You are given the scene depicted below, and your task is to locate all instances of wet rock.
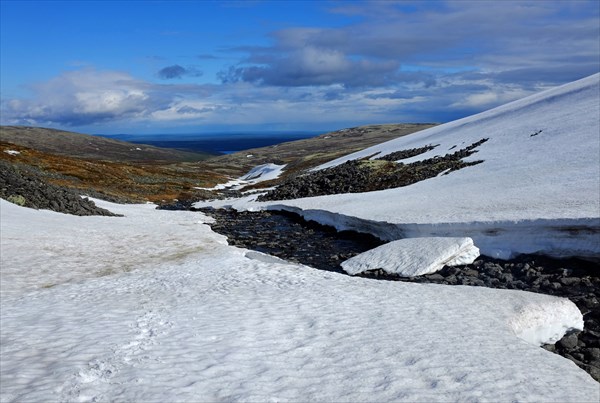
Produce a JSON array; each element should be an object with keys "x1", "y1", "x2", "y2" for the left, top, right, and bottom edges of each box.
[
  {"x1": 560, "y1": 277, "x2": 582, "y2": 287},
  {"x1": 427, "y1": 274, "x2": 445, "y2": 282}
]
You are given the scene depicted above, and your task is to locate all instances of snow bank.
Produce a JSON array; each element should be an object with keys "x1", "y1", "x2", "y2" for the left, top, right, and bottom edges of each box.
[
  {"x1": 342, "y1": 237, "x2": 479, "y2": 276},
  {"x1": 240, "y1": 163, "x2": 285, "y2": 182},
  {"x1": 198, "y1": 163, "x2": 286, "y2": 191},
  {"x1": 508, "y1": 298, "x2": 584, "y2": 346},
  {"x1": 262, "y1": 205, "x2": 600, "y2": 261},
  {"x1": 293, "y1": 75, "x2": 600, "y2": 227},
  {"x1": 1, "y1": 199, "x2": 597, "y2": 402}
]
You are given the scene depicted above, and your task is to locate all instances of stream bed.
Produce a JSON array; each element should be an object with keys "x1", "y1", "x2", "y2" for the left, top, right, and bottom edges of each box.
[{"x1": 196, "y1": 206, "x2": 600, "y2": 381}]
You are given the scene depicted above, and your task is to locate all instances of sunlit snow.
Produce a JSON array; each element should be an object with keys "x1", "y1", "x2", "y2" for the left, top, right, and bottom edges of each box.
[
  {"x1": 1, "y1": 199, "x2": 597, "y2": 402},
  {"x1": 196, "y1": 163, "x2": 286, "y2": 191},
  {"x1": 341, "y1": 237, "x2": 480, "y2": 276}
]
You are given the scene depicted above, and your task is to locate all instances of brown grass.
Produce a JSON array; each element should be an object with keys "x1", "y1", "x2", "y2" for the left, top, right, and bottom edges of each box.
[{"x1": 1, "y1": 142, "x2": 228, "y2": 203}]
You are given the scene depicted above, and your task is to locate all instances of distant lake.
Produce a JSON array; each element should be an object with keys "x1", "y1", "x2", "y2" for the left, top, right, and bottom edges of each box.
[{"x1": 97, "y1": 132, "x2": 324, "y2": 155}]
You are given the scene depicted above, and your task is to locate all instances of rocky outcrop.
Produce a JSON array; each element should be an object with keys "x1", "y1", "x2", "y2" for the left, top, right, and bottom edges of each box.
[
  {"x1": 0, "y1": 160, "x2": 119, "y2": 216},
  {"x1": 258, "y1": 139, "x2": 488, "y2": 201}
]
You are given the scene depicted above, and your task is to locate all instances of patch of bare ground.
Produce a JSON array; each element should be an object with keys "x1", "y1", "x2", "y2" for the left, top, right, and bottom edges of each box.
[
  {"x1": 0, "y1": 126, "x2": 214, "y2": 163},
  {"x1": 1, "y1": 123, "x2": 436, "y2": 204},
  {"x1": 0, "y1": 141, "x2": 228, "y2": 203}
]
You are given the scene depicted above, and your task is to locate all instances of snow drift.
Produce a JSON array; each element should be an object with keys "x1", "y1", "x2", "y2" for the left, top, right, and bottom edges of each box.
[{"x1": 1, "y1": 199, "x2": 597, "y2": 402}]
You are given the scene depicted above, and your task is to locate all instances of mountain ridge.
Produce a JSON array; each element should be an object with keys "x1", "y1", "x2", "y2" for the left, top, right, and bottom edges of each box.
[{"x1": 0, "y1": 126, "x2": 215, "y2": 163}]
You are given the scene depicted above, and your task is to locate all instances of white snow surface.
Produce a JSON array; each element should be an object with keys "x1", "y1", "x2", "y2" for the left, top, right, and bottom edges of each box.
[
  {"x1": 198, "y1": 163, "x2": 286, "y2": 191},
  {"x1": 197, "y1": 74, "x2": 600, "y2": 260},
  {"x1": 240, "y1": 163, "x2": 286, "y2": 182},
  {"x1": 3, "y1": 150, "x2": 20, "y2": 155},
  {"x1": 342, "y1": 237, "x2": 480, "y2": 276},
  {"x1": 1, "y1": 199, "x2": 597, "y2": 402}
]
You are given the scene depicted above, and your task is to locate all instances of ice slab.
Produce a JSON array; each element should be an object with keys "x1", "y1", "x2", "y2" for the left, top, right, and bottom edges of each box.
[{"x1": 342, "y1": 237, "x2": 480, "y2": 276}]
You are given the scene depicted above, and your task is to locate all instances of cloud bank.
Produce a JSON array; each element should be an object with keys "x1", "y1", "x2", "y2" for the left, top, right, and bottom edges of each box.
[
  {"x1": 1, "y1": 1, "x2": 598, "y2": 131},
  {"x1": 158, "y1": 65, "x2": 203, "y2": 79}
]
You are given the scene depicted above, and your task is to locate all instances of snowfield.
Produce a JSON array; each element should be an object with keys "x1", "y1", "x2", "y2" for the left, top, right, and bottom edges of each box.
[
  {"x1": 1, "y1": 199, "x2": 598, "y2": 402},
  {"x1": 198, "y1": 74, "x2": 600, "y2": 260}
]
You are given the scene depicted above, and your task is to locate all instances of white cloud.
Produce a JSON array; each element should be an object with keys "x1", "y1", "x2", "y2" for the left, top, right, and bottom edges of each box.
[{"x1": 0, "y1": 69, "x2": 217, "y2": 127}]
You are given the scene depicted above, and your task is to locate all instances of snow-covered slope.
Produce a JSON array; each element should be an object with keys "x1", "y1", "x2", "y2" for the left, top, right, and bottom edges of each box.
[
  {"x1": 1, "y1": 199, "x2": 597, "y2": 401},
  {"x1": 220, "y1": 74, "x2": 599, "y2": 259},
  {"x1": 198, "y1": 163, "x2": 286, "y2": 191}
]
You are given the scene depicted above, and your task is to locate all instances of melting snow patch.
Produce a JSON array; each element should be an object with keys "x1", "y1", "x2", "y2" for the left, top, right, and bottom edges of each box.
[
  {"x1": 342, "y1": 237, "x2": 480, "y2": 276},
  {"x1": 507, "y1": 298, "x2": 584, "y2": 346},
  {"x1": 240, "y1": 163, "x2": 285, "y2": 182},
  {"x1": 200, "y1": 163, "x2": 286, "y2": 191}
]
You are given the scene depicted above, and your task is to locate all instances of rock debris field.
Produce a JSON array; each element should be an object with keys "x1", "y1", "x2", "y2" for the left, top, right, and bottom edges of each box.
[
  {"x1": 257, "y1": 139, "x2": 487, "y2": 201},
  {"x1": 0, "y1": 160, "x2": 118, "y2": 216},
  {"x1": 196, "y1": 207, "x2": 600, "y2": 381}
]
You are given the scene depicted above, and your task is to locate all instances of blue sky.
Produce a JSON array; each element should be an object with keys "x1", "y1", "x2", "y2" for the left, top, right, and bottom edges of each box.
[{"x1": 1, "y1": 0, "x2": 598, "y2": 134}]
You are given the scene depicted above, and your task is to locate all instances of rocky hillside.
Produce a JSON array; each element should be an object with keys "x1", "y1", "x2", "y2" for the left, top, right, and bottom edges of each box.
[
  {"x1": 0, "y1": 126, "x2": 214, "y2": 163},
  {"x1": 1, "y1": 124, "x2": 435, "y2": 206},
  {"x1": 197, "y1": 124, "x2": 436, "y2": 183},
  {"x1": 0, "y1": 140, "x2": 226, "y2": 204},
  {"x1": 0, "y1": 160, "x2": 118, "y2": 216}
]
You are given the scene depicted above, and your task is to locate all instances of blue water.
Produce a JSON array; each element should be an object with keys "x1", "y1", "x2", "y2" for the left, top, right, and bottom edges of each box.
[{"x1": 97, "y1": 132, "x2": 323, "y2": 155}]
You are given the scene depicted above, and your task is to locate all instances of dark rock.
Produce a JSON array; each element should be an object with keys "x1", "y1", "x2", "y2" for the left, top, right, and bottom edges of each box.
[
  {"x1": 0, "y1": 160, "x2": 120, "y2": 217},
  {"x1": 560, "y1": 277, "x2": 582, "y2": 286},
  {"x1": 558, "y1": 333, "x2": 580, "y2": 350},
  {"x1": 587, "y1": 348, "x2": 600, "y2": 361},
  {"x1": 427, "y1": 274, "x2": 446, "y2": 282},
  {"x1": 258, "y1": 139, "x2": 489, "y2": 201}
]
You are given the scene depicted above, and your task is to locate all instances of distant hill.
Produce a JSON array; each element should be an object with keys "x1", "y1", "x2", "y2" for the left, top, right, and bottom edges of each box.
[
  {"x1": 0, "y1": 123, "x2": 436, "y2": 203},
  {"x1": 198, "y1": 123, "x2": 437, "y2": 181},
  {"x1": 0, "y1": 126, "x2": 215, "y2": 163}
]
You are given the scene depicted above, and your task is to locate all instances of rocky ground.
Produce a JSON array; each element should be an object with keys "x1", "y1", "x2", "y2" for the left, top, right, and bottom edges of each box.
[
  {"x1": 0, "y1": 160, "x2": 119, "y2": 216},
  {"x1": 258, "y1": 139, "x2": 487, "y2": 201},
  {"x1": 197, "y1": 123, "x2": 437, "y2": 181},
  {"x1": 197, "y1": 207, "x2": 600, "y2": 382}
]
